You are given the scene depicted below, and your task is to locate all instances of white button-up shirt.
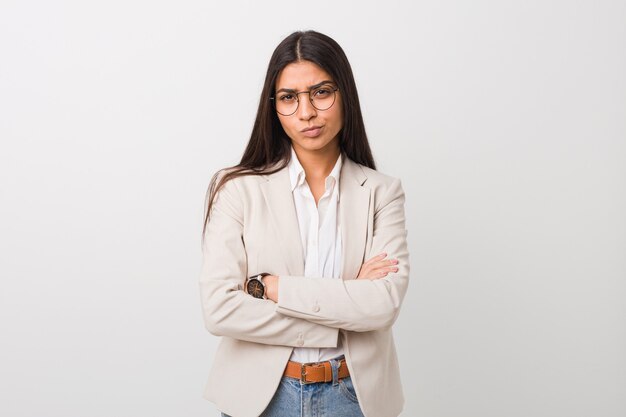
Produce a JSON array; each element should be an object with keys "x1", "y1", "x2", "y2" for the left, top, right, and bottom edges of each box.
[{"x1": 287, "y1": 145, "x2": 344, "y2": 363}]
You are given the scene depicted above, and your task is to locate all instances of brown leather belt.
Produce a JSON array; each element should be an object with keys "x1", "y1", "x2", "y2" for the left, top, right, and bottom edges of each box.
[{"x1": 283, "y1": 358, "x2": 350, "y2": 384}]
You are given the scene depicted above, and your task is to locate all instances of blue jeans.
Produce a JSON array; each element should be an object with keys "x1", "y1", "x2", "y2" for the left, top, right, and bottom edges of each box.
[{"x1": 220, "y1": 356, "x2": 364, "y2": 417}]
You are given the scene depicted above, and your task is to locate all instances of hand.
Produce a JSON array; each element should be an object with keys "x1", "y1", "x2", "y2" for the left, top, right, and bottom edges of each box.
[
  {"x1": 262, "y1": 274, "x2": 279, "y2": 302},
  {"x1": 356, "y1": 252, "x2": 399, "y2": 280}
]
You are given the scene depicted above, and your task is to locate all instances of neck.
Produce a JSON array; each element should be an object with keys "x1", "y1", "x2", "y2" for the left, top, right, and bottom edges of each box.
[{"x1": 292, "y1": 143, "x2": 341, "y2": 180}]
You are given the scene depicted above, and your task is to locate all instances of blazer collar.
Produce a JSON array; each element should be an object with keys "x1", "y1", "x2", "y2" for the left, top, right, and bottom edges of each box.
[{"x1": 259, "y1": 153, "x2": 370, "y2": 281}]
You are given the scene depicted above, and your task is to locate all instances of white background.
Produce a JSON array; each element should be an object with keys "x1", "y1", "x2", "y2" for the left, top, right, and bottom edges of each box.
[{"x1": 1, "y1": 1, "x2": 625, "y2": 416}]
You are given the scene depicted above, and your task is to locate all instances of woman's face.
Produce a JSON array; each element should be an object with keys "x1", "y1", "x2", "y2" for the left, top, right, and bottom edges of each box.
[{"x1": 274, "y1": 60, "x2": 343, "y2": 155}]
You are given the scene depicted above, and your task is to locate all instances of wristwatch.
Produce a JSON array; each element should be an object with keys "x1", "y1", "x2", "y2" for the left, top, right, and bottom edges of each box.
[{"x1": 245, "y1": 272, "x2": 271, "y2": 299}]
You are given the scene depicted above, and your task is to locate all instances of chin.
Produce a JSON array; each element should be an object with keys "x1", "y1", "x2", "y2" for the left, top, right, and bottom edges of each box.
[{"x1": 294, "y1": 136, "x2": 339, "y2": 152}]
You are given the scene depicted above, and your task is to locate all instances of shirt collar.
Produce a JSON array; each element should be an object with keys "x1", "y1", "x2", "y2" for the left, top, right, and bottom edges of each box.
[
  {"x1": 287, "y1": 145, "x2": 343, "y2": 199},
  {"x1": 288, "y1": 146, "x2": 307, "y2": 191}
]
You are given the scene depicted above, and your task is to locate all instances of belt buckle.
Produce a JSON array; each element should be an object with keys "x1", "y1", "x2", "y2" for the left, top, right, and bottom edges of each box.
[{"x1": 300, "y1": 362, "x2": 316, "y2": 385}]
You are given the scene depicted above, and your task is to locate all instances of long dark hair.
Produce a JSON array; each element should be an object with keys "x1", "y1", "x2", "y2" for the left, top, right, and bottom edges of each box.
[{"x1": 202, "y1": 30, "x2": 376, "y2": 240}]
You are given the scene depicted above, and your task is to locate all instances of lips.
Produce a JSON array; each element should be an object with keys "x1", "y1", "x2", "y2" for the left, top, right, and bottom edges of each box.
[{"x1": 301, "y1": 125, "x2": 323, "y2": 138}]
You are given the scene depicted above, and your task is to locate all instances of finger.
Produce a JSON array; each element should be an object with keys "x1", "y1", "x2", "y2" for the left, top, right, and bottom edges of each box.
[
  {"x1": 370, "y1": 265, "x2": 399, "y2": 275},
  {"x1": 360, "y1": 270, "x2": 385, "y2": 280},
  {"x1": 365, "y1": 252, "x2": 387, "y2": 265},
  {"x1": 370, "y1": 259, "x2": 398, "y2": 269},
  {"x1": 378, "y1": 266, "x2": 399, "y2": 276}
]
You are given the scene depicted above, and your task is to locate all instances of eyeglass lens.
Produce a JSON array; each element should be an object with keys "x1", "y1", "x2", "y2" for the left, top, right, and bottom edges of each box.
[{"x1": 274, "y1": 84, "x2": 337, "y2": 116}]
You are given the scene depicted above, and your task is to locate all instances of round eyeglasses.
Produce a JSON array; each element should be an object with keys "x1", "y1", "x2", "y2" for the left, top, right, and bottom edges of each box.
[{"x1": 270, "y1": 84, "x2": 339, "y2": 116}]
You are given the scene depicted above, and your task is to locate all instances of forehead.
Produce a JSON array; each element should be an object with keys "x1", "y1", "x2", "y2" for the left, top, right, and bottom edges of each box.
[{"x1": 275, "y1": 60, "x2": 334, "y2": 90}]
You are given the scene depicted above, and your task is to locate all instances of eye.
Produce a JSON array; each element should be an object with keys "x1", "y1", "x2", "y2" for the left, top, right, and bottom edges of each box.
[
  {"x1": 278, "y1": 94, "x2": 296, "y2": 102},
  {"x1": 313, "y1": 86, "x2": 332, "y2": 98}
]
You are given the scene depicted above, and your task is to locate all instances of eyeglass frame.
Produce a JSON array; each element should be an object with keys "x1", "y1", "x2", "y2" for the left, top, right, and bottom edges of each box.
[{"x1": 269, "y1": 83, "x2": 340, "y2": 116}]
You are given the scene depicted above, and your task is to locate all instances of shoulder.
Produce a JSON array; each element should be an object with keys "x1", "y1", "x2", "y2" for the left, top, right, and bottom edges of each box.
[
  {"x1": 359, "y1": 163, "x2": 399, "y2": 188},
  {"x1": 347, "y1": 159, "x2": 405, "y2": 208},
  {"x1": 346, "y1": 161, "x2": 407, "y2": 228},
  {"x1": 212, "y1": 166, "x2": 266, "y2": 189},
  {"x1": 208, "y1": 166, "x2": 271, "y2": 208}
]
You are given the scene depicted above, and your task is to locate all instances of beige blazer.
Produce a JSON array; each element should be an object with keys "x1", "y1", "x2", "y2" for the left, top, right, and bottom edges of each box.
[{"x1": 199, "y1": 153, "x2": 410, "y2": 417}]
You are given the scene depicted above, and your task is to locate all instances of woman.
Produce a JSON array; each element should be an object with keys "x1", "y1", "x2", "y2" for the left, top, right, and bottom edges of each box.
[{"x1": 199, "y1": 30, "x2": 410, "y2": 417}]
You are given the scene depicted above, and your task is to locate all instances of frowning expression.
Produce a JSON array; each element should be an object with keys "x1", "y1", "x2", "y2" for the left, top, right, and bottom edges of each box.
[{"x1": 274, "y1": 60, "x2": 343, "y2": 154}]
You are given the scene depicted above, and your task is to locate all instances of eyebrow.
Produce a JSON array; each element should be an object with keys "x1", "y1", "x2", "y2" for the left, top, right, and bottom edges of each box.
[{"x1": 275, "y1": 80, "x2": 335, "y2": 94}]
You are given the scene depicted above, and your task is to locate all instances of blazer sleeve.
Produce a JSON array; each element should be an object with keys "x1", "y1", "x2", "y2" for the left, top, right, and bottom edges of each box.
[
  {"x1": 198, "y1": 173, "x2": 339, "y2": 348},
  {"x1": 275, "y1": 178, "x2": 410, "y2": 333}
]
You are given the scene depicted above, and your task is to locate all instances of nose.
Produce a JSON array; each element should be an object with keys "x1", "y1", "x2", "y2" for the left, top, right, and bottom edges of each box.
[{"x1": 296, "y1": 93, "x2": 317, "y2": 120}]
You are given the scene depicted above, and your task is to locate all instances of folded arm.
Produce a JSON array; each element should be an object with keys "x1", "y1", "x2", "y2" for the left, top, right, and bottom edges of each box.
[
  {"x1": 199, "y1": 174, "x2": 339, "y2": 348},
  {"x1": 275, "y1": 178, "x2": 411, "y2": 332}
]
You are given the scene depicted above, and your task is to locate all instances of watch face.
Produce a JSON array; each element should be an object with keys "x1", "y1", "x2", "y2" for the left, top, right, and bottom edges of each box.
[{"x1": 247, "y1": 279, "x2": 265, "y2": 299}]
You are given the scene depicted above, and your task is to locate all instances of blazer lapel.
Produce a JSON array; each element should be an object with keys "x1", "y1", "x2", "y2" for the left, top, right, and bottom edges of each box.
[
  {"x1": 259, "y1": 154, "x2": 370, "y2": 280},
  {"x1": 339, "y1": 156, "x2": 370, "y2": 281},
  {"x1": 259, "y1": 166, "x2": 305, "y2": 276}
]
